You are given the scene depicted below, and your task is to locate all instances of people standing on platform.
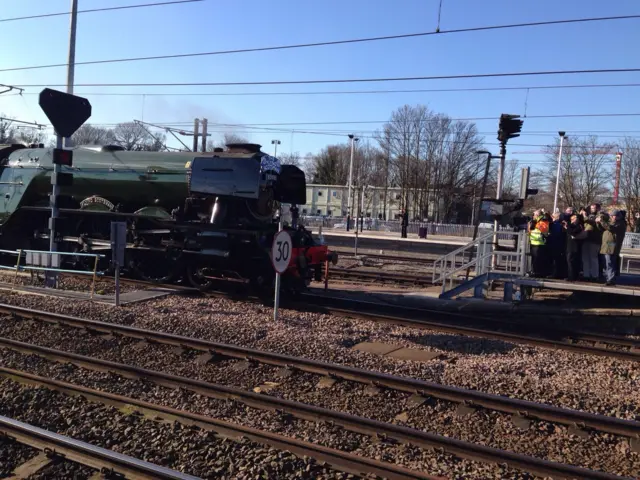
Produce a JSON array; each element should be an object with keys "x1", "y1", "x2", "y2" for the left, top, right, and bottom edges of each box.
[
  {"x1": 527, "y1": 210, "x2": 549, "y2": 277},
  {"x1": 565, "y1": 212, "x2": 586, "y2": 282},
  {"x1": 611, "y1": 210, "x2": 627, "y2": 278},
  {"x1": 289, "y1": 204, "x2": 299, "y2": 229},
  {"x1": 597, "y1": 212, "x2": 624, "y2": 286},
  {"x1": 401, "y1": 208, "x2": 408, "y2": 238},
  {"x1": 547, "y1": 211, "x2": 567, "y2": 279},
  {"x1": 635, "y1": 212, "x2": 640, "y2": 233},
  {"x1": 582, "y1": 213, "x2": 602, "y2": 281}
]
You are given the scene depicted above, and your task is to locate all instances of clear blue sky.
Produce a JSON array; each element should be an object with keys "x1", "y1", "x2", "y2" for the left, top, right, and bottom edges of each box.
[{"x1": 1, "y1": 0, "x2": 639, "y2": 167}]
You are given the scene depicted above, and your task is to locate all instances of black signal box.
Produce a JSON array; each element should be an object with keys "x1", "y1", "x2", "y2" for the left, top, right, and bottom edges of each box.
[{"x1": 53, "y1": 148, "x2": 73, "y2": 167}]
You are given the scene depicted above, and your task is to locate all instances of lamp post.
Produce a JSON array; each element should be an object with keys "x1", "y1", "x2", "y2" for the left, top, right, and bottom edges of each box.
[
  {"x1": 553, "y1": 131, "x2": 566, "y2": 213},
  {"x1": 346, "y1": 134, "x2": 359, "y2": 231},
  {"x1": 271, "y1": 139, "x2": 281, "y2": 157}
]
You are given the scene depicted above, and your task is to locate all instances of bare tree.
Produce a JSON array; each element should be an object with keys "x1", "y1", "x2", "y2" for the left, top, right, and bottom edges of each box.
[
  {"x1": 113, "y1": 122, "x2": 148, "y2": 150},
  {"x1": 619, "y1": 137, "x2": 640, "y2": 224},
  {"x1": 501, "y1": 158, "x2": 521, "y2": 199},
  {"x1": 13, "y1": 128, "x2": 47, "y2": 146},
  {"x1": 376, "y1": 105, "x2": 484, "y2": 222},
  {"x1": 113, "y1": 122, "x2": 165, "y2": 151},
  {"x1": 544, "y1": 136, "x2": 613, "y2": 209},
  {"x1": 0, "y1": 116, "x2": 16, "y2": 143},
  {"x1": 71, "y1": 124, "x2": 116, "y2": 145},
  {"x1": 279, "y1": 152, "x2": 302, "y2": 167},
  {"x1": 309, "y1": 144, "x2": 350, "y2": 185}
]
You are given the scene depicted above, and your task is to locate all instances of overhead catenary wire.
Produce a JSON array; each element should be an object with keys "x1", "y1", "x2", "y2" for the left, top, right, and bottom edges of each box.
[
  {"x1": 0, "y1": 0, "x2": 203, "y2": 24},
  {"x1": 1, "y1": 13, "x2": 638, "y2": 73},
  {"x1": 15, "y1": 67, "x2": 640, "y2": 88},
  {"x1": 8, "y1": 82, "x2": 640, "y2": 97},
  {"x1": 23, "y1": 112, "x2": 640, "y2": 130},
  {"x1": 27, "y1": 122, "x2": 640, "y2": 151}
]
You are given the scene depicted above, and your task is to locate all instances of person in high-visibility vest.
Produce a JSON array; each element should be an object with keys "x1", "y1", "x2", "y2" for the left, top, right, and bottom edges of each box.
[{"x1": 528, "y1": 210, "x2": 549, "y2": 277}]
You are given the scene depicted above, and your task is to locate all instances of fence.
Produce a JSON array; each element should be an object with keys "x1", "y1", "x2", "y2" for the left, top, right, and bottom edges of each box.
[
  {"x1": 301, "y1": 216, "x2": 640, "y2": 247},
  {"x1": 301, "y1": 217, "x2": 517, "y2": 240},
  {"x1": 0, "y1": 249, "x2": 105, "y2": 298},
  {"x1": 624, "y1": 232, "x2": 640, "y2": 249}
]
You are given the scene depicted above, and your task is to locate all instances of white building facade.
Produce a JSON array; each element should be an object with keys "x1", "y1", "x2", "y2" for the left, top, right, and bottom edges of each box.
[{"x1": 296, "y1": 184, "x2": 440, "y2": 221}]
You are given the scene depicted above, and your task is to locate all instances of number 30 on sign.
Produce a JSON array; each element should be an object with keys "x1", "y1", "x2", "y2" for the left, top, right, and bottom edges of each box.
[{"x1": 271, "y1": 230, "x2": 292, "y2": 274}]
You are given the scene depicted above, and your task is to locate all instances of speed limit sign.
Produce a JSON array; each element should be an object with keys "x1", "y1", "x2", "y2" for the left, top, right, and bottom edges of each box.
[{"x1": 271, "y1": 230, "x2": 292, "y2": 274}]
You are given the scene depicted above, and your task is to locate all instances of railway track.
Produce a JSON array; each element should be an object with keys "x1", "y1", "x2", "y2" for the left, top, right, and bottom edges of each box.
[
  {"x1": 298, "y1": 294, "x2": 640, "y2": 362},
  {"x1": 0, "y1": 334, "x2": 631, "y2": 480},
  {"x1": 329, "y1": 269, "x2": 433, "y2": 287},
  {"x1": 1, "y1": 304, "x2": 639, "y2": 442},
  {"x1": 332, "y1": 250, "x2": 435, "y2": 265},
  {"x1": 3, "y1": 270, "x2": 639, "y2": 362},
  {"x1": 0, "y1": 414, "x2": 197, "y2": 479},
  {"x1": 2, "y1": 369, "x2": 429, "y2": 480}
]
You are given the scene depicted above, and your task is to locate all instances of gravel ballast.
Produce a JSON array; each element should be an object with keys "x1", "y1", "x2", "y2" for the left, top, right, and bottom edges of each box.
[
  {"x1": 0, "y1": 378, "x2": 359, "y2": 480},
  {"x1": 0, "y1": 351, "x2": 535, "y2": 479},
  {"x1": 0, "y1": 290, "x2": 639, "y2": 477},
  {"x1": 0, "y1": 291, "x2": 637, "y2": 420},
  {"x1": 0, "y1": 437, "x2": 38, "y2": 477},
  {"x1": 1, "y1": 316, "x2": 638, "y2": 477}
]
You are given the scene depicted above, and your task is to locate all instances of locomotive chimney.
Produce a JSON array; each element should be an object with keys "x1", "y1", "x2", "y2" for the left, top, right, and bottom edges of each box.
[{"x1": 226, "y1": 143, "x2": 262, "y2": 154}]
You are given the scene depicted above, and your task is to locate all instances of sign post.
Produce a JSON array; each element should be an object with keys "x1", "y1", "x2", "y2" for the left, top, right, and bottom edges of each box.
[
  {"x1": 271, "y1": 224, "x2": 292, "y2": 321},
  {"x1": 111, "y1": 222, "x2": 126, "y2": 307},
  {"x1": 38, "y1": 88, "x2": 92, "y2": 287}
]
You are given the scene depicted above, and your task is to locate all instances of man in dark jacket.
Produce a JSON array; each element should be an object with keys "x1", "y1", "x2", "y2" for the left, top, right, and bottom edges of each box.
[
  {"x1": 400, "y1": 208, "x2": 408, "y2": 238},
  {"x1": 613, "y1": 210, "x2": 627, "y2": 277},
  {"x1": 547, "y1": 211, "x2": 567, "y2": 279}
]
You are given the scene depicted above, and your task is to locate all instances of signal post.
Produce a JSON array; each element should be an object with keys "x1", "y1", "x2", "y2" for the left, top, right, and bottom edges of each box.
[
  {"x1": 492, "y1": 114, "x2": 524, "y2": 268},
  {"x1": 38, "y1": 88, "x2": 92, "y2": 287}
]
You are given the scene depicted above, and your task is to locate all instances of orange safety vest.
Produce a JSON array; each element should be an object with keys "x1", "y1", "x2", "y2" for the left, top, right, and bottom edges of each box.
[{"x1": 537, "y1": 219, "x2": 549, "y2": 235}]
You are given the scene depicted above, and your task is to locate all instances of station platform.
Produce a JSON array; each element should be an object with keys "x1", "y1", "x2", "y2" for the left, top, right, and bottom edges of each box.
[
  {"x1": 311, "y1": 279, "x2": 640, "y2": 332},
  {"x1": 514, "y1": 274, "x2": 640, "y2": 297},
  {"x1": 0, "y1": 283, "x2": 176, "y2": 305},
  {"x1": 319, "y1": 230, "x2": 468, "y2": 256}
]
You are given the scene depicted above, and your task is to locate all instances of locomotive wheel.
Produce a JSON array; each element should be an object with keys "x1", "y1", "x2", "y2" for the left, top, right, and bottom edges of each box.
[
  {"x1": 69, "y1": 247, "x2": 109, "y2": 274},
  {"x1": 186, "y1": 266, "x2": 215, "y2": 291},
  {"x1": 130, "y1": 248, "x2": 182, "y2": 284}
]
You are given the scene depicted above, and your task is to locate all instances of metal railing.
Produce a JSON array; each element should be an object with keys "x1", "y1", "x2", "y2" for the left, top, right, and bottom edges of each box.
[
  {"x1": 432, "y1": 231, "x2": 528, "y2": 295},
  {"x1": 0, "y1": 249, "x2": 105, "y2": 298},
  {"x1": 300, "y1": 217, "x2": 516, "y2": 239},
  {"x1": 623, "y1": 232, "x2": 640, "y2": 249}
]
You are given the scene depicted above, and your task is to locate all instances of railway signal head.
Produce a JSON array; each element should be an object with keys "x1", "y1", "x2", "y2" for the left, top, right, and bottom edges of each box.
[
  {"x1": 38, "y1": 88, "x2": 92, "y2": 138},
  {"x1": 519, "y1": 166, "x2": 538, "y2": 200},
  {"x1": 498, "y1": 114, "x2": 524, "y2": 143},
  {"x1": 52, "y1": 148, "x2": 73, "y2": 167}
]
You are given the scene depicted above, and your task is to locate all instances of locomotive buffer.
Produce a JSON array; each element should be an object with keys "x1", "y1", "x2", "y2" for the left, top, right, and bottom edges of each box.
[{"x1": 38, "y1": 88, "x2": 92, "y2": 287}]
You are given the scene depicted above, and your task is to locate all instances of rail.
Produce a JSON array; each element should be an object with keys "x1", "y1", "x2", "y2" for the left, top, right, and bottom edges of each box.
[
  {"x1": 0, "y1": 337, "x2": 630, "y2": 480},
  {"x1": 0, "y1": 249, "x2": 105, "y2": 297},
  {"x1": 0, "y1": 414, "x2": 198, "y2": 480},
  {"x1": 5, "y1": 303, "x2": 640, "y2": 435},
  {"x1": 2, "y1": 369, "x2": 433, "y2": 480}
]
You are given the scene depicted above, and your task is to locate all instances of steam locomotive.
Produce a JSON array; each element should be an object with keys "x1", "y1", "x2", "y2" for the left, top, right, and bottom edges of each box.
[{"x1": 0, "y1": 142, "x2": 336, "y2": 293}]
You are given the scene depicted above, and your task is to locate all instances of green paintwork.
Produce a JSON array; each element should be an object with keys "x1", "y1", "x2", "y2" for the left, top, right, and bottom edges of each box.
[{"x1": 0, "y1": 146, "x2": 255, "y2": 224}]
